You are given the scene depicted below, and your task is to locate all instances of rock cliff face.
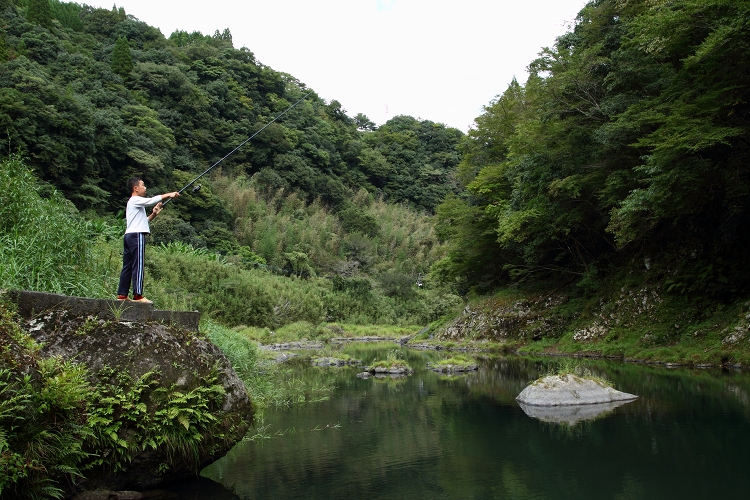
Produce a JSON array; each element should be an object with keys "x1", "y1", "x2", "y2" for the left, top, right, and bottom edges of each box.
[
  {"x1": 439, "y1": 294, "x2": 568, "y2": 342},
  {"x1": 21, "y1": 306, "x2": 252, "y2": 492}
]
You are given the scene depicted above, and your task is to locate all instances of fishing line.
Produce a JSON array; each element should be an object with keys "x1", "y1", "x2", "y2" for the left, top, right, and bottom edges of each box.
[{"x1": 163, "y1": 91, "x2": 313, "y2": 206}]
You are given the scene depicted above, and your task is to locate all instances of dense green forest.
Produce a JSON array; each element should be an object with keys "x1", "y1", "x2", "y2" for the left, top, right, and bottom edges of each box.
[
  {"x1": 436, "y1": 0, "x2": 750, "y2": 298},
  {"x1": 0, "y1": 0, "x2": 462, "y2": 249}
]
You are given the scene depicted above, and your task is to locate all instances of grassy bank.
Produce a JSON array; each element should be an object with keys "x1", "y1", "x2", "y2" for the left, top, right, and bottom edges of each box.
[{"x1": 201, "y1": 320, "x2": 335, "y2": 410}]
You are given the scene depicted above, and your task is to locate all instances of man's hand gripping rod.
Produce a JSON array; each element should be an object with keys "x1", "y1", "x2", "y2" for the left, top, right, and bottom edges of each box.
[{"x1": 163, "y1": 91, "x2": 313, "y2": 206}]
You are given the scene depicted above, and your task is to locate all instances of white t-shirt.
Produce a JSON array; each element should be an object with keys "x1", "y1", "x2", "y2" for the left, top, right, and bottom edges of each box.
[{"x1": 125, "y1": 195, "x2": 163, "y2": 234}]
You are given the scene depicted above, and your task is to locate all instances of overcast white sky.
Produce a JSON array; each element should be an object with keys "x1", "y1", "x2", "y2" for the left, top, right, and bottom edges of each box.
[{"x1": 101, "y1": 0, "x2": 588, "y2": 132}]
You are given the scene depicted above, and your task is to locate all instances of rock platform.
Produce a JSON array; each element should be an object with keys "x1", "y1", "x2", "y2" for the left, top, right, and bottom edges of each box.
[{"x1": 7, "y1": 290, "x2": 200, "y2": 331}]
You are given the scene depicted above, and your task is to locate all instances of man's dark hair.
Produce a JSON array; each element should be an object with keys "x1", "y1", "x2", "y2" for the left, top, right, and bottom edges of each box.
[{"x1": 126, "y1": 176, "x2": 142, "y2": 194}]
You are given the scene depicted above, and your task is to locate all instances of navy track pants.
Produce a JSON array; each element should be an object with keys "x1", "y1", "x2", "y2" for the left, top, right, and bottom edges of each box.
[{"x1": 117, "y1": 232, "x2": 146, "y2": 297}]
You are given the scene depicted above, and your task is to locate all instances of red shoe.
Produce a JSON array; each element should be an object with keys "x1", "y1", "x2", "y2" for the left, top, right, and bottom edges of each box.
[
  {"x1": 132, "y1": 296, "x2": 153, "y2": 304},
  {"x1": 117, "y1": 295, "x2": 130, "y2": 301}
]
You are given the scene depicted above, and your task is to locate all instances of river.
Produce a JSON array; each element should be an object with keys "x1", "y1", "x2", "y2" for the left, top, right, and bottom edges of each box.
[{"x1": 171, "y1": 344, "x2": 750, "y2": 499}]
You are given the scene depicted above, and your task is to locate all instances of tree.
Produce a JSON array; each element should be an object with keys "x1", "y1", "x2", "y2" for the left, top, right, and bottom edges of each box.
[
  {"x1": 355, "y1": 113, "x2": 377, "y2": 131},
  {"x1": 27, "y1": 0, "x2": 54, "y2": 29},
  {"x1": 0, "y1": 31, "x2": 7, "y2": 63},
  {"x1": 111, "y1": 36, "x2": 133, "y2": 77},
  {"x1": 433, "y1": 0, "x2": 750, "y2": 296},
  {"x1": 214, "y1": 28, "x2": 232, "y2": 43}
]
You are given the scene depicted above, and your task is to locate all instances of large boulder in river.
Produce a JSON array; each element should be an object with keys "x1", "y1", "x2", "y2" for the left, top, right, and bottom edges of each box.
[
  {"x1": 516, "y1": 373, "x2": 637, "y2": 406},
  {"x1": 22, "y1": 306, "x2": 253, "y2": 492}
]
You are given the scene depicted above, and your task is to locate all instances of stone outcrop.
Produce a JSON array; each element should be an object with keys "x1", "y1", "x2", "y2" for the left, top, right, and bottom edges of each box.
[
  {"x1": 357, "y1": 362, "x2": 414, "y2": 378},
  {"x1": 516, "y1": 374, "x2": 637, "y2": 406},
  {"x1": 7, "y1": 292, "x2": 252, "y2": 493},
  {"x1": 437, "y1": 286, "x2": 668, "y2": 345},
  {"x1": 439, "y1": 294, "x2": 568, "y2": 342}
]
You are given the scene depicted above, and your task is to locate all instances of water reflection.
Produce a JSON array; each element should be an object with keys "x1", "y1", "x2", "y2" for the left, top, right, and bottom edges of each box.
[
  {"x1": 198, "y1": 349, "x2": 750, "y2": 499},
  {"x1": 518, "y1": 399, "x2": 635, "y2": 425},
  {"x1": 159, "y1": 476, "x2": 240, "y2": 499}
]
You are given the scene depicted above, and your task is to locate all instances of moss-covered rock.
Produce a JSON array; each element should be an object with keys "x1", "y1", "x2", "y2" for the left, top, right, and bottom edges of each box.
[{"x1": 22, "y1": 308, "x2": 253, "y2": 493}]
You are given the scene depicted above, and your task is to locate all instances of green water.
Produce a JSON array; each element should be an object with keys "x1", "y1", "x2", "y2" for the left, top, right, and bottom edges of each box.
[{"x1": 191, "y1": 346, "x2": 750, "y2": 499}]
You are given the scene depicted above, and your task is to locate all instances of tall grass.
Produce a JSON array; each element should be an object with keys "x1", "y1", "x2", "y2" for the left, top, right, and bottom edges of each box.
[
  {"x1": 0, "y1": 156, "x2": 120, "y2": 297},
  {"x1": 146, "y1": 241, "x2": 461, "y2": 327},
  {"x1": 202, "y1": 320, "x2": 333, "y2": 410}
]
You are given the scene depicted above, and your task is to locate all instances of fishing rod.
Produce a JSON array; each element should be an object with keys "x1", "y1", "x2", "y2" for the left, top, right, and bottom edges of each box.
[{"x1": 163, "y1": 91, "x2": 313, "y2": 206}]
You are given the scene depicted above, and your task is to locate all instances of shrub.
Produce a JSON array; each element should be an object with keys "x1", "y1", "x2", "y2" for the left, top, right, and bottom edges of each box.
[{"x1": 0, "y1": 302, "x2": 91, "y2": 499}]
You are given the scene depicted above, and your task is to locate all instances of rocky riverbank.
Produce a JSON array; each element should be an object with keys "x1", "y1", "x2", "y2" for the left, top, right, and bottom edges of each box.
[
  {"x1": 0, "y1": 292, "x2": 252, "y2": 498},
  {"x1": 433, "y1": 285, "x2": 750, "y2": 368}
]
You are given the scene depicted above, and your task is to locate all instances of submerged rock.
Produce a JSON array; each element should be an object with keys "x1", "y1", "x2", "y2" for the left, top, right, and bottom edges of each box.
[
  {"x1": 311, "y1": 356, "x2": 361, "y2": 367},
  {"x1": 263, "y1": 341, "x2": 324, "y2": 350},
  {"x1": 361, "y1": 364, "x2": 413, "y2": 375},
  {"x1": 516, "y1": 374, "x2": 637, "y2": 406},
  {"x1": 425, "y1": 362, "x2": 478, "y2": 373},
  {"x1": 329, "y1": 336, "x2": 392, "y2": 344}
]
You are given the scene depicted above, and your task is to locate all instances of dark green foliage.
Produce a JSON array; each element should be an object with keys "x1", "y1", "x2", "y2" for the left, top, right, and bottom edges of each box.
[
  {"x1": 332, "y1": 276, "x2": 372, "y2": 298},
  {"x1": 339, "y1": 205, "x2": 379, "y2": 237},
  {"x1": 150, "y1": 215, "x2": 207, "y2": 248},
  {"x1": 0, "y1": 362, "x2": 91, "y2": 499},
  {"x1": 364, "y1": 115, "x2": 463, "y2": 212},
  {"x1": 87, "y1": 367, "x2": 229, "y2": 473},
  {"x1": 146, "y1": 248, "x2": 277, "y2": 327},
  {"x1": 378, "y1": 272, "x2": 416, "y2": 299},
  {"x1": 0, "y1": 3, "x2": 463, "y2": 220},
  {"x1": 0, "y1": 306, "x2": 90, "y2": 499},
  {"x1": 355, "y1": 112, "x2": 377, "y2": 131},
  {"x1": 436, "y1": 0, "x2": 750, "y2": 298},
  {"x1": 50, "y1": 0, "x2": 83, "y2": 31},
  {"x1": 0, "y1": 31, "x2": 7, "y2": 62},
  {"x1": 26, "y1": 0, "x2": 53, "y2": 29},
  {"x1": 169, "y1": 30, "x2": 213, "y2": 47},
  {"x1": 110, "y1": 36, "x2": 132, "y2": 77}
]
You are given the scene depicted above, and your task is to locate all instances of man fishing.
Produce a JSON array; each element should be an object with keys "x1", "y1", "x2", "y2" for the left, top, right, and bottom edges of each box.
[
  {"x1": 117, "y1": 177, "x2": 179, "y2": 303},
  {"x1": 115, "y1": 92, "x2": 311, "y2": 303}
]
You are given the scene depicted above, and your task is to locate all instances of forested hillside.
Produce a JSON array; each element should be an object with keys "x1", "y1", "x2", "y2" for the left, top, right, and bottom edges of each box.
[
  {"x1": 0, "y1": 0, "x2": 461, "y2": 247},
  {"x1": 0, "y1": 0, "x2": 467, "y2": 329},
  {"x1": 436, "y1": 0, "x2": 750, "y2": 301}
]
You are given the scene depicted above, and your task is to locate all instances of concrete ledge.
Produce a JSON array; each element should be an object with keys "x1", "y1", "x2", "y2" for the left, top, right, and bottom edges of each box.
[{"x1": 6, "y1": 290, "x2": 200, "y2": 332}]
